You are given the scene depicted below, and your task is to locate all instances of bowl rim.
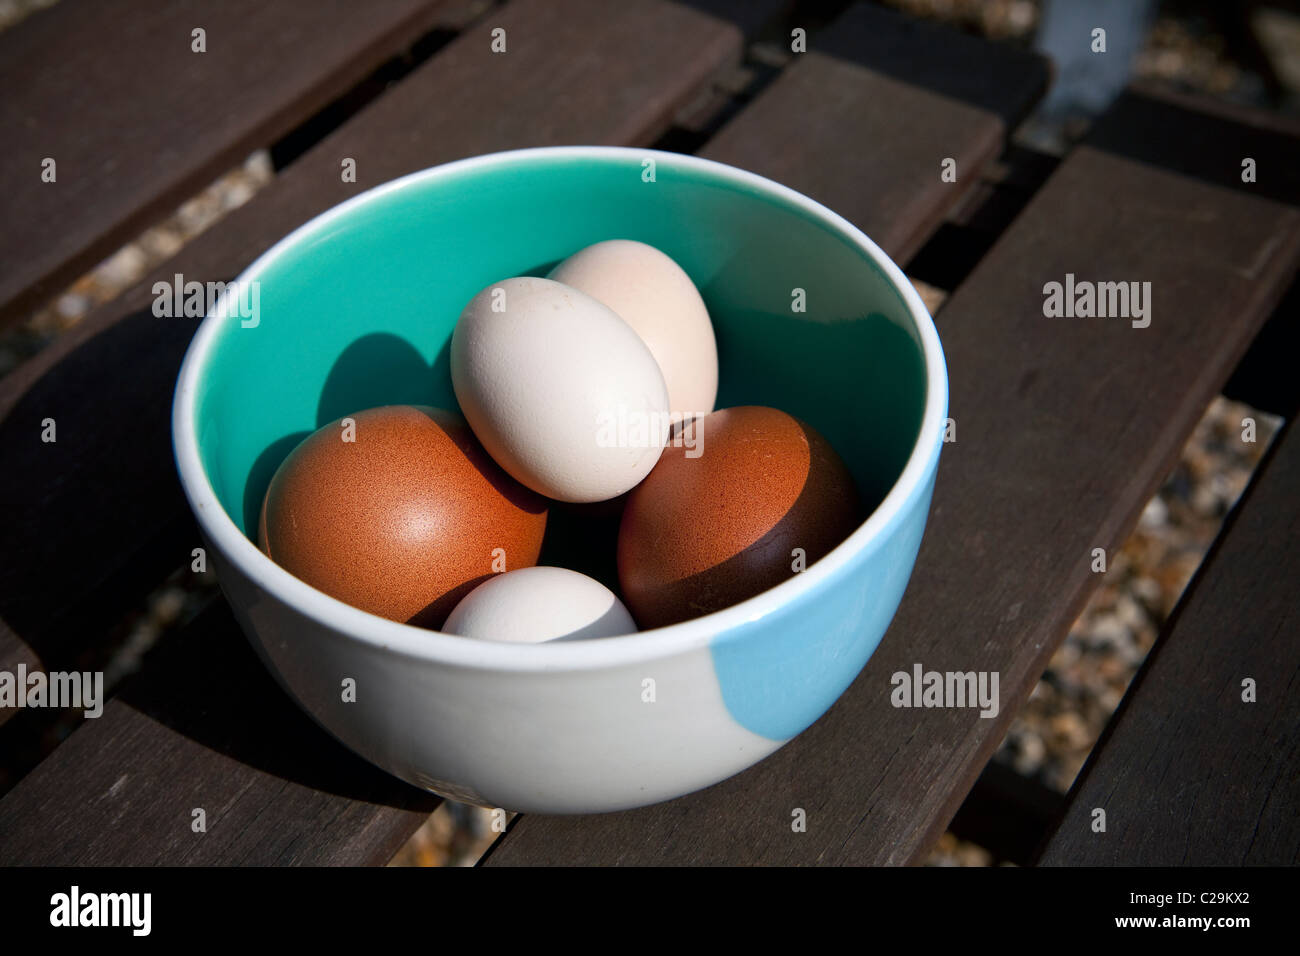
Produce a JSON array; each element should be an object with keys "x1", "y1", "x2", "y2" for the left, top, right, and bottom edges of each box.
[{"x1": 172, "y1": 145, "x2": 949, "y2": 671}]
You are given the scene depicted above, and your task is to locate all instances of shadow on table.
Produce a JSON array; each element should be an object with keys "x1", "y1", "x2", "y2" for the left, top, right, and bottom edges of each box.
[
  {"x1": 1084, "y1": 88, "x2": 1300, "y2": 207},
  {"x1": 116, "y1": 598, "x2": 440, "y2": 812},
  {"x1": 0, "y1": 302, "x2": 439, "y2": 810}
]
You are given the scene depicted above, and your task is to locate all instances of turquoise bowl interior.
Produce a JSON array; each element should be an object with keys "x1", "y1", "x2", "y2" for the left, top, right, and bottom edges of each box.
[{"x1": 194, "y1": 149, "x2": 930, "y2": 553}]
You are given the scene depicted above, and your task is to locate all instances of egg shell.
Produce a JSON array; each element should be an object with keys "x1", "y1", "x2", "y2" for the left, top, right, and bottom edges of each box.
[
  {"x1": 443, "y1": 566, "x2": 636, "y2": 643},
  {"x1": 451, "y1": 276, "x2": 670, "y2": 503},
  {"x1": 617, "y1": 405, "x2": 861, "y2": 628},
  {"x1": 259, "y1": 405, "x2": 547, "y2": 628},
  {"x1": 548, "y1": 239, "x2": 718, "y2": 415}
]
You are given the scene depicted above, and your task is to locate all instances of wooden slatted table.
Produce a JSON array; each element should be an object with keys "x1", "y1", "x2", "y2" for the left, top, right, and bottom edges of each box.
[{"x1": 0, "y1": 0, "x2": 1296, "y2": 867}]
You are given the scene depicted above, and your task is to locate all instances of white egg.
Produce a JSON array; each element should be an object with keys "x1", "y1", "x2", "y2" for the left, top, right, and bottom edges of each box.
[
  {"x1": 451, "y1": 276, "x2": 669, "y2": 503},
  {"x1": 549, "y1": 239, "x2": 718, "y2": 415},
  {"x1": 443, "y1": 567, "x2": 637, "y2": 643}
]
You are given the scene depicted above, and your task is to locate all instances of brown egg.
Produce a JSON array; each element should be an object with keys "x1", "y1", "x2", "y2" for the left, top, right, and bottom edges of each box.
[
  {"x1": 259, "y1": 405, "x2": 547, "y2": 628},
  {"x1": 617, "y1": 406, "x2": 861, "y2": 628}
]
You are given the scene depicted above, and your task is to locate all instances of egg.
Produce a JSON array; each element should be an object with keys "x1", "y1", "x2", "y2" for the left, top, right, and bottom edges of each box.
[
  {"x1": 259, "y1": 405, "x2": 547, "y2": 628},
  {"x1": 549, "y1": 239, "x2": 718, "y2": 415},
  {"x1": 443, "y1": 566, "x2": 636, "y2": 643},
  {"x1": 617, "y1": 406, "x2": 861, "y2": 628},
  {"x1": 451, "y1": 276, "x2": 670, "y2": 503}
]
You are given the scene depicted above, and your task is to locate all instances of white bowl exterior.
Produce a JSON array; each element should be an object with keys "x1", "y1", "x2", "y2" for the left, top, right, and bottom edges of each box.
[{"x1": 211, "y1": 543, "x2": 778, "y2": 813}]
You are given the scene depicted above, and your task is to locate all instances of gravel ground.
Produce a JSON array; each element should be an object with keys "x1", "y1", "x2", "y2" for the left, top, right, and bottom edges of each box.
[{"x1": 2, "y1": 0, "x2": 1292, "y2": 867}]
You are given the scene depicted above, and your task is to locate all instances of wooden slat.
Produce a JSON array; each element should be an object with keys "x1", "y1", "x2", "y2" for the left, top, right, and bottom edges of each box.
[
  {"x1": 483, "y1": 90, "x2": 1300, "y2": 865},
  {"x1": 0, "y1": 0, "x2": 741, "y2": 862},
  {"x1": 1088, "y1": 79, "x2": 1300, "y2": 208},
  {"x1": 906, "y1": 144, "x2": 1060, "y2": 293},
  {"x1": 677, "y1": 0, "x2": 792, "y2": 39},
  {"x1": 1038, "y1": 422, "x2": 1300, "y2": 866},
  {"x1": 0, "y1": 0, "x2": 454, "y2": 327},
  {"x1": 0, "y1": 602, "x2": 439, "y2": 865},
  {"x1": 1085, "y1": 87, "x2": 1300, "y2": 416},
  {"x1": 814, "y1": 2, "x2": 1049, "y2": 127},
  {"x1": 0, "y1": 623, "x2": 39, "y2": 681},
  {"x1": 700, "y1": 2, "x2": 1049, "y2": 264}
]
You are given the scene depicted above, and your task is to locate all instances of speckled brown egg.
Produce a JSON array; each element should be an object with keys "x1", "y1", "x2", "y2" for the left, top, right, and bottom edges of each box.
[
  {"x1": 259, "y1": 405, "x2": 547, "y2": 628},
  {"x1": 617, "y1": 405, "x2": 861, "y2": 628}
]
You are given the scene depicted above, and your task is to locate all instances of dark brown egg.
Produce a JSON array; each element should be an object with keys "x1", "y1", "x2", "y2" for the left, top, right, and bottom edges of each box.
[
  {"x1": 259, "y1": 405, "x2": 547, "y2": 628},
  {"x1": 617, "y1": 405, "x2": 860, "y2": 628}
]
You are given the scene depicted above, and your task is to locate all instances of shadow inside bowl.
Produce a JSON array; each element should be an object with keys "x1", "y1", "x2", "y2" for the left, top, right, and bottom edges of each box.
[
  {"x1": 240, "y1": 331, "x2": 453, "y2": 540},
  {"x1": 236, "y1": 262, "x2": 568, "y2": 546},
  {"x1": 242, "y1": 431, "x2": 310, "y2": 540},
  {"x1": 315, "y1": 332, "x2": 437, "y2": 428}
]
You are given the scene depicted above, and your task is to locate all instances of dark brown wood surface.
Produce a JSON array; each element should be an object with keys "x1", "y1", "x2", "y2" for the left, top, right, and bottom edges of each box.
[
  {"x1": 1038, "y1": 422, "x2": 1300, "y2": 866},
  {"x1": 0, "y1": 602, "x2": 441, "y2": 865},
  {"x1": 700, "y1": 3, "x2": 1048, "y2": 265},
  {"x1": 0, "y1": 622, "x2": 39, "y2": 682},
  {"x1": 677, "y1": 0, "x2": 792, "y2": 39},
  {"x1": 483, "y1": 92, "x2": 1300, "y2": 865},
  {"x1": 0, "y1": 0, "x2": 742, "y2": 861},
  {"x1": 0, "y1": 0, "x2": 456, "y2": 327},
  {"x1": 815, "y1": 2, "x2": 1051, "y2": 127}
]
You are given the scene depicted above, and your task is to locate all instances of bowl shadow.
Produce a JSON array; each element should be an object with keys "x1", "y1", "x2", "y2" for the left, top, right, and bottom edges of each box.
[{"x1": 115, "y1": 597, "x2": 441, "y2": 812}]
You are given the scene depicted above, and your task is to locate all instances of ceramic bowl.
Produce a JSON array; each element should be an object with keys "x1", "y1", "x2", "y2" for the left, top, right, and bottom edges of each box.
[{"x1": 172, "y1": 146, "x2": 947, "y2": 813}]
